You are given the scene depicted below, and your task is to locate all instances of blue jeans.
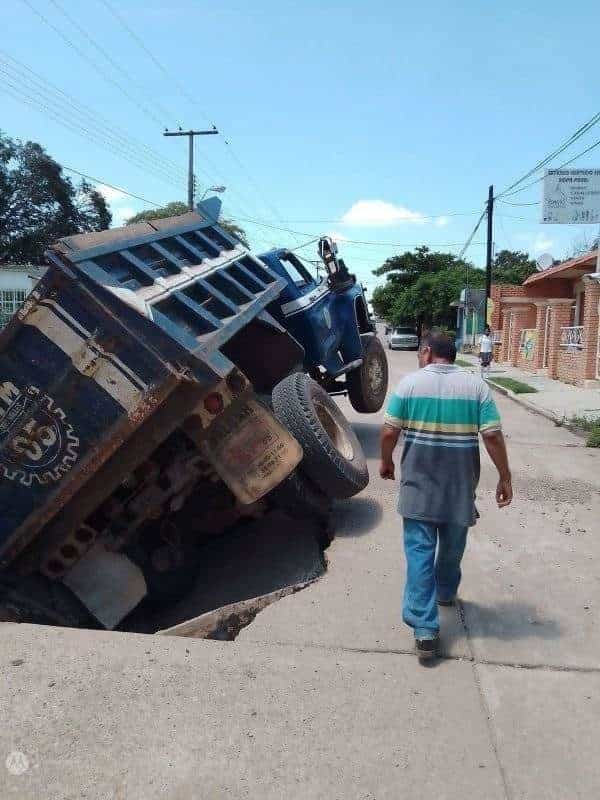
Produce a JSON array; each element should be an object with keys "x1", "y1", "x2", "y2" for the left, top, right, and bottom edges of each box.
[{"x1": 402, "y1": 518, "x2": 468, "y2": 640}]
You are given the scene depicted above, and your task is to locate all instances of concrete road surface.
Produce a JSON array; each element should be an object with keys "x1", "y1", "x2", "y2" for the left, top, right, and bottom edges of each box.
[{"x1": 2, "y1": 349, "x2": 600, "y2": 799}]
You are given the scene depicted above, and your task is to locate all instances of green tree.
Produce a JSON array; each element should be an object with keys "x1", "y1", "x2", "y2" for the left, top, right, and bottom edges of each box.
[
  {"x1": 371, "y1": 246, "x2": 483, "y2": 329},
  {"x1": 125, "y1": 201, "x2": 249, "y2": 247},
  {"x1": 125, "y1": 201, "x2": 189, "y2": 225},
  {"x1": 0, "y1": 132, "x2": 111, "y2": 264},
  {"x1": 492, "y1": 249, "x2": 537, "y2": 284}
]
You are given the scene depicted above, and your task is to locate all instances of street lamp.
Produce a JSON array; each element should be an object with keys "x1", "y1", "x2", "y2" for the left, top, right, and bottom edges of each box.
[{"x1": 200, "y1": 185, "x2": 226, "y2": 201}]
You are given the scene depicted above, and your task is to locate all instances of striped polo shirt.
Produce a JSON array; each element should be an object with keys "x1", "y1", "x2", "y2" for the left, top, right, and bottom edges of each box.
[{"x1": 384, "y1": 363, "x2": 502, "y2": 527}]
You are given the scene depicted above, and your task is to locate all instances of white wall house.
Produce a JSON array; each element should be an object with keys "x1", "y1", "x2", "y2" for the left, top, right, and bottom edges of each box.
[{"x1": 0, "y1": 265, "x2": 46, "y2": 328}]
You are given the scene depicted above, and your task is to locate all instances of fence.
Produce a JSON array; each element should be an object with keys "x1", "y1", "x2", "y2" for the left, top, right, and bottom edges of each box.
[{"x1": 560, "y1": 326, "x2": 584, "y2": 348}]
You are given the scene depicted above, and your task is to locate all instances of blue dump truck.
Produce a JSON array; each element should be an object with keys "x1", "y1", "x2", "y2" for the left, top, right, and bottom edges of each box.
[{"x1": 0, "y1": 201, "x2": 387, "y2": 630}]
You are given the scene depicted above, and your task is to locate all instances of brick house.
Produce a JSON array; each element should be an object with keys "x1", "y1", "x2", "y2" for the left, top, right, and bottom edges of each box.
[{"x1": 490, "y1": 249, "x2": 600, "y2": 386}]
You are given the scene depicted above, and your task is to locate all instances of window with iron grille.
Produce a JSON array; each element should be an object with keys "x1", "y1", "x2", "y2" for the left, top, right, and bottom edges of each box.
[{"x1": 0, "y1": 289, "x2": 27, "y2": 327}]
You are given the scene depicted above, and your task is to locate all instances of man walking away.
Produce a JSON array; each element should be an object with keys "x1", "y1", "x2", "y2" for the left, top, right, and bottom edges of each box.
[
  {"x1": 479, "y1": 325, "x2": 493, "y2": 376},
  {"x1": 380, "y1": 332, "x2": 512, "y2": 662}
]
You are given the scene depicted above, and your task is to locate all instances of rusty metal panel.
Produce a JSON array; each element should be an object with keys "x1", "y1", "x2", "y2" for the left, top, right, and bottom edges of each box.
[{"x1": 0, "y1": 267, "x2": 214, "y2": 567}]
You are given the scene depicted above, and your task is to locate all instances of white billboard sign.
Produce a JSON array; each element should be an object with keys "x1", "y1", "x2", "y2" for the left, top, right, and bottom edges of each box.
[{"x1": 542, "y1": 169, "x2": 600, "y2": 224}]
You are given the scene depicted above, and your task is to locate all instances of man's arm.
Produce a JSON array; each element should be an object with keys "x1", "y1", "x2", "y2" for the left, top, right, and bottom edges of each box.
[
  {"x1": 481, "y1": 429, "x2": 512, "y2": 507},
  {"x1": 380, "y1": 424, "x2": 401, "y2": 480}
]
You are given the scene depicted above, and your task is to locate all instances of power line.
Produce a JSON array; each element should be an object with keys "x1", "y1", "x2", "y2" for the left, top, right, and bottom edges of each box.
[
  {"x1": 501, "y1": 135, "x2": 600, "y2": 199},
  {"x1": 99, "y1": 0, "x2": 216, "y2": 128},
  {"x1": 232, "y1": 214, "x2": 487, "y2": 248},
  {"x1": 61, "y1": 166, "x2": 160, "y2": 206},
  {"x1": 498, "y1": 199, "x2": 540, "y2": 206},
  {"x1": 0, "y1": 73, "x2": 184, "y2": 189},
  {"x1": 496, "y1": 111, "x2": 600, "y2": 198},
  {"x1": 46, "y1": 0, "x2": 180, "y2": 127},
  {"x1": 457, "y1": 208, "x2": 488, "y2": 260},
  {"x1": 20, "y1": 0, "x2": 173, "y2": 129},
  {"x1": 99, "y1": 0, "x2": 300, "y2": 242},
  {"x1": 0, "y1": 53, "x2": 186, "y2": 186}
]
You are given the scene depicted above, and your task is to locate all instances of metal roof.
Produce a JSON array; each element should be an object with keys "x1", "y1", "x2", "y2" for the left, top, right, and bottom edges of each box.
[
  {"x1": 523, "y1": 249, "x2": 598, "y2": 285},
  {"x1": 45, "y1": 207, "x2": 286, "y2": 364}
]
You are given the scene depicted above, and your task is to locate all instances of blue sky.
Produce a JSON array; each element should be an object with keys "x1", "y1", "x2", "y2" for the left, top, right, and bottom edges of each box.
[{"x1": 2, "y1": 0, "x2": 600, "y2": 293}]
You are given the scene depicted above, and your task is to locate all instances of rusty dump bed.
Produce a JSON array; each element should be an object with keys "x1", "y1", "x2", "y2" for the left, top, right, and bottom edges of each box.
[{"x1": 0, "y1": 207, "x2": 288, "y2": 571}]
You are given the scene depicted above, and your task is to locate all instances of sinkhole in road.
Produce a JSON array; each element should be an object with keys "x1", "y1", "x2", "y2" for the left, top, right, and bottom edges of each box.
[{"x1": 118, "y1": 509, "x2": 331, "y2": 640}]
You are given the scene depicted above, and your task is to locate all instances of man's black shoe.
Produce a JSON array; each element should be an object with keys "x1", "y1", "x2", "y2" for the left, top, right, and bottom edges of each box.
[
  {"x1": 415, "y1": 637, "x2": 439, "y2": 661},
  {"x1": 437, "y1": 597, "x2": 455, "y2": 607}
]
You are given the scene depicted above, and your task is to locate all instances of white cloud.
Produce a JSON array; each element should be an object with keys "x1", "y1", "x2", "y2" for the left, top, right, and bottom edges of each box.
[
  {"x1": 95, "y1": 183, "x2": 127, "y2": 203},
  {"x1": 514, "y1": 231, "x2": 555, "y2": 255},
  {"x1": 340, "y1": 199, "x2": 425, "y2": 227},
  {"x1": 94, "y1": 183, "x2": 143, "y2": 227},
  {"x1": 113, "y1": 206, "x2": 136, "y2": 226},
  {"x1": 533, "y1": 234, "x2": 554, "y2": 253}
]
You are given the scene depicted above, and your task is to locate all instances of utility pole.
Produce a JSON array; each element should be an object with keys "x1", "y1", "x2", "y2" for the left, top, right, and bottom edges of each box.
[
  {"x1": 163, "y1": 127, "x2": 219, "y2": 210},
  {"x1": 484, "y1": 184, "x2": 494, "y2": 326}
]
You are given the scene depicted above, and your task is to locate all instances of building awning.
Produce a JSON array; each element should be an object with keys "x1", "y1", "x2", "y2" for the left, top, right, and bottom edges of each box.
[{"x1": 523, "y1": 249, "x2": 598, "y2": 286}]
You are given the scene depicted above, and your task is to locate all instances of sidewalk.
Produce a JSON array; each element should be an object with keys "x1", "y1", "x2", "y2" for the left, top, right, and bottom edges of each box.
[{"x1": 459, "y1": 353, "x2": 600, "y2": 424}]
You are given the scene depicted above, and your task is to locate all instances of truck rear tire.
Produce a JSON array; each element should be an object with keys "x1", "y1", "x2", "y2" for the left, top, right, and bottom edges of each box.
[
  {"x1": 272, "y1": 373, "x2": 368, "y2": 499},
  {"x1": 347, "y1": 335, "x2": 389, "y2": 413}
]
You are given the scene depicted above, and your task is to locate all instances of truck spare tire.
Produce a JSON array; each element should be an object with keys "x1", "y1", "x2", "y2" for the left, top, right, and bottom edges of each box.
[
  {"x1": 347, "y1": 334, "x2": 389, "y2": 413},
  {"x1": 272, "y1": 373, "x2": 368, "y2": 499}
]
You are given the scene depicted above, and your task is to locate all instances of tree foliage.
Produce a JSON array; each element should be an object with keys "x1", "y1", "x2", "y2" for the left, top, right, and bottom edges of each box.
[
  {"x1": 492, "y1": 249, "x2": 537, "y2": 284},
  {"x1": 371, "y1": 246, "x2": 484, "y2": 329},
  {"x1": 0, "y1": 132, "x2": 111, "y2": 264},
  {"x1": 125, "y1": 201, "x2": 249, "y2": 247},
  {"x1": 125, "y1": 202, "x2": 189, "y2": 225}
]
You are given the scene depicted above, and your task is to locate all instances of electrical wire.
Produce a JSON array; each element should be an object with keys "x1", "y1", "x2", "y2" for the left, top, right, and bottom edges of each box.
[
  {"x1": 61, "y1": 166, "x2": 160, "y2": 206},
  {"x1": 20, "y1": 0, "x2": 172, "y2": 129},
  {"x1": 0, "y1": 53, "x2": 186, "y2": 186},
  {"x1": 498, "y1": 199, "x2": 540, "y2": 207},
  {"x1": 496, "y1": 112, "x2": 600, "y2": 198},
  {"x1": 99, "y1": 0, "x2": 216, "y2": 128},
  {"x1": 205, "y1": 210, "x2": 480, "y2": 224},
  {"x1": 0, "y1": 75, "x2": 184, "y2": 190},
  {"x1": 99, "y1": 0, "x2": 302, "y2": 243},
  {"x1": 46, "y1": 0, "x2": 181, "y2": 127},
  {"x1": 231, "y1": 214, "x2": 487, "y2": 249},
  {"x1": 457, "y1": 208, "x2": 488, "y2": 260},
  {"x1": 501, "y1": 136, "x2": 600, "y2": 199}
]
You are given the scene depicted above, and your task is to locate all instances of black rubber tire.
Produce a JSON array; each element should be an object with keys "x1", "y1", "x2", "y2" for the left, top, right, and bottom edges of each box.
[
  {"x1": 272, "y1": 373, "x2": 368, "y2": 499},
  {"x1": 269, "y1": 468, "x2": 331, "y2": 520},
  {"x1": 347, "y1": 335, "x2": 389, "y2": 413}
]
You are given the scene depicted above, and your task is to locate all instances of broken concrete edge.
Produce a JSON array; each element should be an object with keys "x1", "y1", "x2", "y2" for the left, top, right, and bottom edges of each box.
[
  {"x1": 486, "y1": 381, "x2": 588, "y2": 442},
  {"x1": 155, "y1": 579, "x2": 318, "y2": 641}
]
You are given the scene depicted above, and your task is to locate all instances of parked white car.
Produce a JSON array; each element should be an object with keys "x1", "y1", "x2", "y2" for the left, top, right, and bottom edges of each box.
[{"x1": 388, "y1": 326, "x2": 419, "y2": 350}]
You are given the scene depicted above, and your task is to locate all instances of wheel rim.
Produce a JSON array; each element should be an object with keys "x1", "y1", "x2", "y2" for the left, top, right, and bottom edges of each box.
[
  {"x1": 367, "y1": 353, "x2": 385, "y2": 396},
  {"x1": 314, "y1": 400, "x2": 355, "y2": 460}
]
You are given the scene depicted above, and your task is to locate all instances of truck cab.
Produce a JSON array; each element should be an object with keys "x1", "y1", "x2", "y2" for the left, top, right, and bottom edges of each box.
[{"x1": 259, "y1": 238, "x2": 388, "y2": 413}]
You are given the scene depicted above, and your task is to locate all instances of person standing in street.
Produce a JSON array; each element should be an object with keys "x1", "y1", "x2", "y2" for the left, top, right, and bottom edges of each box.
[
  {"x1": 379, "y1": 331, "x2": 512, "y2": 662},
  {"x1": 479, "y1": 325, "x2": 493, "y2": 376}
]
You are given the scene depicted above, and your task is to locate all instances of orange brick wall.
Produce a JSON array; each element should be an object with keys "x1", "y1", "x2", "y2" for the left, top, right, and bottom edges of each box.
[
  {"x1": 492, "y1": 275, "x2": 599, "y2": 383},
  {"x1": 547, "y1": 303, "x2": 574, "y2": 380},
  {"x1": 556, "y1": 348, "x2": 586, "y2": 385},
  {"x1": 582, "y1": 281, "x2": 600, "y2": 380},
  {"x1": 514, "y1": 307, "x2": 538, "y2": 370}
]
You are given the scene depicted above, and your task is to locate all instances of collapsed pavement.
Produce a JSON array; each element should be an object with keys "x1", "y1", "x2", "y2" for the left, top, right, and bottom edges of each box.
[{"x1": 0, "y1": 203, "x2": 387, "y2": 636}]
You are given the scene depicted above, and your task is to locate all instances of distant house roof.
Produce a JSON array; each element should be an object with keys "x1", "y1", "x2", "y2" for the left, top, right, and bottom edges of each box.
[
  {"x1": 523, "y1": 249, "x2": 598, "y2": 285},
  {"x1": 0, "y1": 263, "x2": 46, "y2": 279}
]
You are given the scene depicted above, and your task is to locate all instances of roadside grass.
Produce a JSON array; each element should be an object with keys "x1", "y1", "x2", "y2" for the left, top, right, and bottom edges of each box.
[
  {"x1": 487, "y1": 376, "x2": 538, "y2": 394},
  {"x1": 455, "y1": 359, "x2": 473, "y2": 368},
  {"x1": 570, "y1": 414, "x2": 600, "y2": 448}
]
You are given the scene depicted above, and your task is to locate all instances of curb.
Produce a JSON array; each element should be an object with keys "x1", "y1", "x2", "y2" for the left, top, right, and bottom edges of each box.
[{"x1": 486, "y1": 380, "x2": 588, "y2": 441}]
